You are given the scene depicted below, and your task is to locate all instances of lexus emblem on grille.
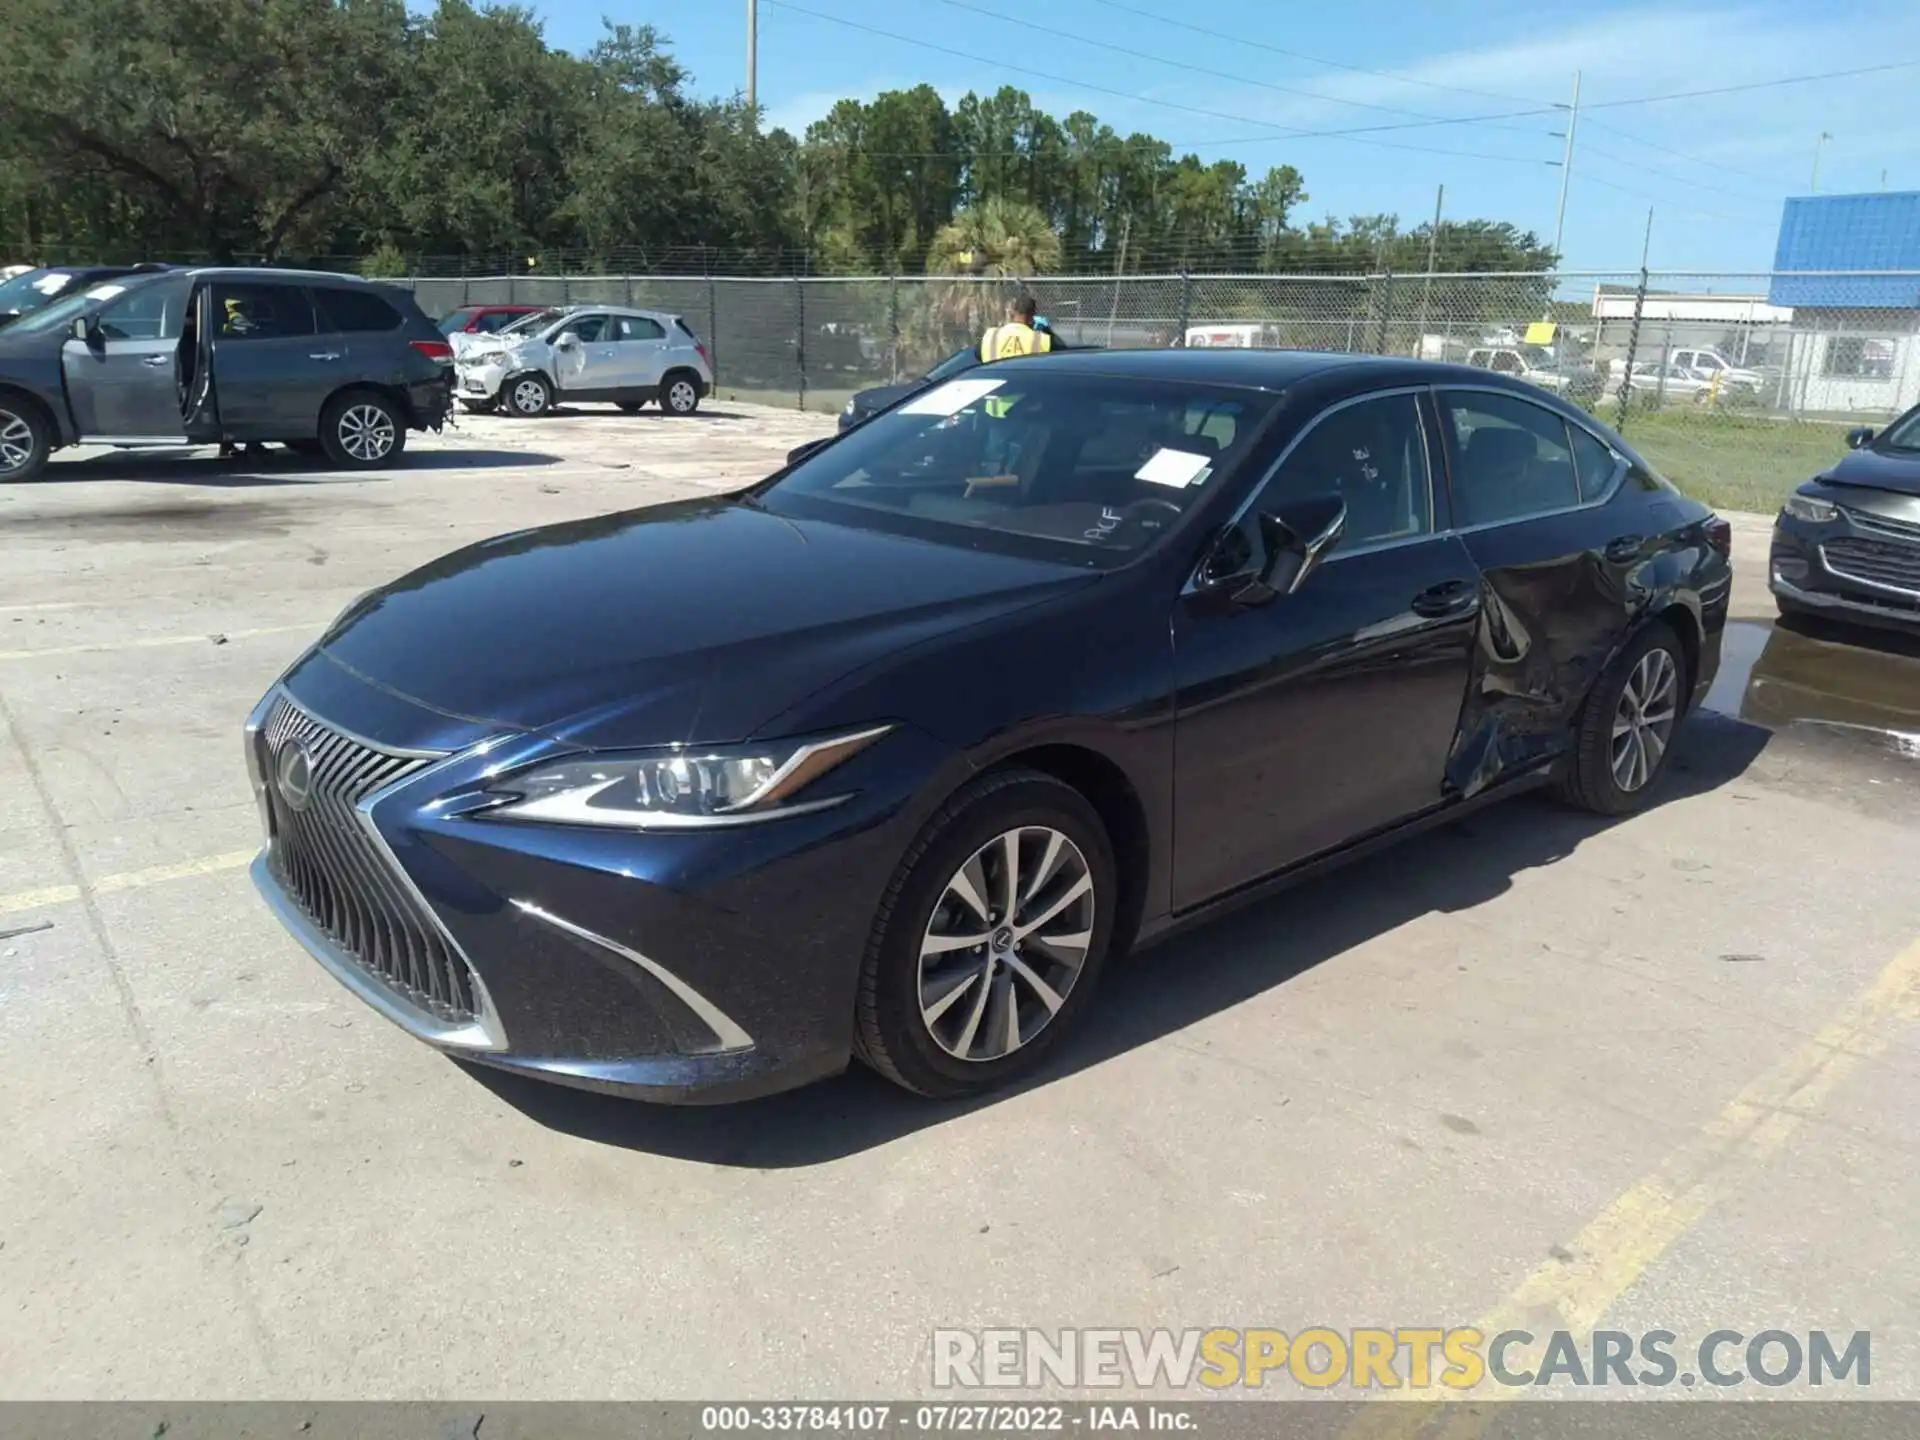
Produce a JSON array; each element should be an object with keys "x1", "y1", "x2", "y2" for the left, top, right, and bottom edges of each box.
[{"x1": 275, "y1": 739, "x2": 316, "y2": 812}]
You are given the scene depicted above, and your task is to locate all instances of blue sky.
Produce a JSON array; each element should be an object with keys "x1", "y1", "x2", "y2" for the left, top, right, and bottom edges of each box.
[{"x1": 528, "y1": 0, "x2": 1920, "y2": 275}]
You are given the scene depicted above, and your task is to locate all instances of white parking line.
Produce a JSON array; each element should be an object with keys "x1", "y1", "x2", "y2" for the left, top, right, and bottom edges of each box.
[
  {"x1": 0, "y1": 849, "x2": 256, "y2": 917},
  {"x1": 0, "y1": 622, "x2": 318, "y2": 663}
]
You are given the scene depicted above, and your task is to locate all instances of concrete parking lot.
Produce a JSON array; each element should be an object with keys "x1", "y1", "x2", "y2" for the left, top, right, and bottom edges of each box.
[{"x1": 3, "y1": 403, "x2": 1918, "y2": 1403}]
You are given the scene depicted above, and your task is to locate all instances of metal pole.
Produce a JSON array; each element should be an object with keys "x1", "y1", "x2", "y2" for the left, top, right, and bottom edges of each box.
[
  {"x1": 747, "y1": 0, "x2": 758, "y2": 114},
  {"x1": 795, "y1": 276, "x2": 806, "y2": 412},
  {"x1": 1614, "y1": 208, "x2": 1653, "y2": 433},
  {"x1": 1551, "y1": 71, "x2": 1581, "y2": 264},
  {"x1": 1811, "y1": 132, "x2": 1831, "y2": 192},
  {"x1": 1417, "y1": 184, "x2": 1443, "y2": 350}
]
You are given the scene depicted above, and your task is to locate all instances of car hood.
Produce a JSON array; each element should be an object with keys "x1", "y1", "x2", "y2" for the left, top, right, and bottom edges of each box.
[
  {"x1": 311, "y1": 496, "x2": 1097, "y2": 746},
  {"x1": 457, "y1": 334, "x2": 544, "y2": 365},
  {"x1": 1818, "y1": 446, "x2": 1920, "y2": 498}
]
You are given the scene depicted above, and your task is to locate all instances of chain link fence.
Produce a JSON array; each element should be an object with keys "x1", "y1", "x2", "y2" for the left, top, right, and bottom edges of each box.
[{"x1": 397, "y1": 267, "x2": 1920, "y2": 512}]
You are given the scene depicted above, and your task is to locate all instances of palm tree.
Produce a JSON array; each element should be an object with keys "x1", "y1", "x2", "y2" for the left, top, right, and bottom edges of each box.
[{"x1": 920, "y1": 198, "x2": 1063, "y2": 356}]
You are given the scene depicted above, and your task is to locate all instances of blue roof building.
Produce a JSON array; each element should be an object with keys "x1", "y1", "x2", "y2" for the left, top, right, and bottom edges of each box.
[
  {"x1": 1769, "y1": 191, "x2": 1920, "y2": 309},
  {"x1": 1767, "y1": 191, "x2": 1920, "y2": 416}
]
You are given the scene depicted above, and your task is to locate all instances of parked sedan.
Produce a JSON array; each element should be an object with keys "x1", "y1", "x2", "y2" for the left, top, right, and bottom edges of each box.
[
  {"x1": 1771, "y1": 405, "x2": 1920, "y2": 632},
  {"x1": 0, "y1": 263, "x2": 175, "y2": 330},
  {"x1": 453, "y1": 304, "x2": 713, "y2": 416},
  {"x1": 244, "y1": 350, "x2": 1730, "y2": 1104},
  {"x1": 0, "y1": 268, "x2": 452, "y2": 482}
]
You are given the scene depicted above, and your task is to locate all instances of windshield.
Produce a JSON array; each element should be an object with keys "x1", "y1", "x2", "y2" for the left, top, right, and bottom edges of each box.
[
  {"x1": 0, "y1": 268, "x2": 85, "y2": 315},
  {"x1": 922, "y1": 348, "x2": 983, "y2": 384},
  {"x1": 1879, "y1": 407, "x2": 1920, "y2": 452},
  {"x1": 502, "y1": 308, "x2": 563, "y2": 337},
  {"x1": 3, "y1": 277, "x2": 153, "y2": 337},
  {"x1": 757, "y1": 372, "x2": 1278, "y2": 569}
]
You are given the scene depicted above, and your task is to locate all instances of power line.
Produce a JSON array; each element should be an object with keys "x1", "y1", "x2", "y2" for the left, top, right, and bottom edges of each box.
[
  {"x1": 1076, "y1": 0, "x2": 1555, "y2": 108},
  {"x1": 764, "y1": 0, "x2": 1560, "y2": 165},
  {"x1": 1578, "y1": 142, "x2": 1780, "y2": 209},
  {"x1": 1580, "y1": 116, "x2": 1789, "y2": 189},
  {"x1": 1584, "y1": 59, "x2": 1920, "y2": 110},
  {"x1": 1574, "y1": 171, "x2": 1757, "y2": 227},
  {"x1": 913, "y1": 0, "x2": 1551, "y2": 138}
]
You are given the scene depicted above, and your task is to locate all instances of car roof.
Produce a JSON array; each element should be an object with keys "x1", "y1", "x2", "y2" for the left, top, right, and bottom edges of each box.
[{"x1": 988, "y1": 346, "x2": 1506, "y2": 392}]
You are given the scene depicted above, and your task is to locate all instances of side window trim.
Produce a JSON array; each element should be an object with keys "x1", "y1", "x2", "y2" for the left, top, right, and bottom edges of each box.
[
  {"x1": 1219, "y1": 384, "x2": 1440, "y2": 563},
  {"x1": 1434, "y1": 383, "x2": 1631, "y2": 530}
]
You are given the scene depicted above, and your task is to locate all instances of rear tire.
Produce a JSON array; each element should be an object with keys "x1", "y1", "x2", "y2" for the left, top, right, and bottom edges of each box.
[
  {"x1": 0, "y1": 398, "x2": 52, "y2": 482},
  {"x1": 661, "y1": 372, "x2": 701, "y2": 416},
  {"x1": 1553, "y1": 620, "x2": 1689, "y2": 816},
  {"x1": 505, "y1": 373, "x2": 552, "y2": 418},
  {"x1": 318, "y1": 391, "x2": 407, "y2": 469},
  {"x1": 854, "y1": 770, "x2": 1118, "y2": 1099}
]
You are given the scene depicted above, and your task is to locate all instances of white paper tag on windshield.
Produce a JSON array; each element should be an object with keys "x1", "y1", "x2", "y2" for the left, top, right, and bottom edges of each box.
[
  {"x1": 901, "y1": 378, "x2": 1004, "y2": 416},
  {"x1": 32, "y1": 274, "x2": 69, "y2": 295},
  {"x1": 1136, "y1": 447, "x2": 1213, "y2": 488},
  {"x1": 84, "y1": 284, "x2": 126, "y2": 301}
]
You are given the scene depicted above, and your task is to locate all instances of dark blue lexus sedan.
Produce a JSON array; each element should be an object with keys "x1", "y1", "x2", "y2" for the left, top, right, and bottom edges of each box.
[{"x1": 246, "y1": 350, "x2": 1731, "y2": 1104}]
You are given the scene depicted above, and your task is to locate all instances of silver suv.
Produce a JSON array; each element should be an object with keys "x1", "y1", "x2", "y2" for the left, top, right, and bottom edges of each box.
[{"x1": 452, "y1": 304, "x2": 715, "y2": 417}]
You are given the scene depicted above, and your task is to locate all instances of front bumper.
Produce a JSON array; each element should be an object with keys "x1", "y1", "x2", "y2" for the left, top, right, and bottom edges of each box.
[
  {"x1": 455, "y1": 360, "x2": 508, "y2": 402},
  {"x1": 1770, "y1": 502, "x2": 1920, "y2": 633},
  {"x1": 244, "y1": 663, "x2": 942, "y2": 1103}
]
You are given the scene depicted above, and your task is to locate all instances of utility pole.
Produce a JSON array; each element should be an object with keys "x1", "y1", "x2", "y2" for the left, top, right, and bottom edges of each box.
[
  {"x1": 1416, "y1": 184, "x2": 1443, "y2": 351},
  {"x1": 1551, "y1": 70, "x2": 1581, "y2": 264},
  {"x1": 1811, "y1": 131, "x2": 1832, "y2": 192},
  {"x1": 746, "y1": 0, "x2": 758, "y2": 115}
]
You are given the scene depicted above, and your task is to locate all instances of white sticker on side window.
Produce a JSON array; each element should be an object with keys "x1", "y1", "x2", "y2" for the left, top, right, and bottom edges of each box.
[
  {"x1": 900, "y1": 378, "x2": 1005, "y2": 416},
  {"x1": 1135, "y1": 447, "x2": 1214, "y2": 488}
]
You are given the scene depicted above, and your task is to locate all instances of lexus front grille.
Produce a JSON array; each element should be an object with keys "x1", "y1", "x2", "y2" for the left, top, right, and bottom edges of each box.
[
  {"x1": 1823, "y1": 535, "x2": 1920, "y2": 600},
  {"x1": 256, "y1": 696, "x2": 484, "y2": 1027}
]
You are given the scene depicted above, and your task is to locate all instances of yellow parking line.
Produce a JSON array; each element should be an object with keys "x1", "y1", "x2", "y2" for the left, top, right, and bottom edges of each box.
[
  {"x1": 0, "y1": 849, "x2": 255, "y2": 916},
  {"x1": 1341, "y1": 934, "x2": 1920, "y2": 1439},
  {"x1": 0, "y1": 622, "x2": 318, "y2": 663}
]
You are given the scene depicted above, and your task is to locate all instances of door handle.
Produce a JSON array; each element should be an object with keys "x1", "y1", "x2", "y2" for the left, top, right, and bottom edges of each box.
[
  {"x1": 1603, "y1": 534, "x2": 1645, "y2": 563},
  {"x1": 308, "y1": 351, "x2": 342, "y2": 362},
  {"x1": 142, "y1": 354, "x2": 171, "y2": 368},
  {"x1": 1410, "y1": 579, "x2": 1479, "y2": 618}
]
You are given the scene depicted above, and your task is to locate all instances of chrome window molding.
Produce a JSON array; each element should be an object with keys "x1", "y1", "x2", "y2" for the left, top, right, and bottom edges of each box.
[{"x1": 512, "y1": 900, "x2": 754, "y2": 1054}]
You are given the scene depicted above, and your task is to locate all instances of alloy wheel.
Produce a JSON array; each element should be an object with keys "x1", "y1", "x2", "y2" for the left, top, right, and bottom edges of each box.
[
  {"x1": 917, "y1": 826, "x2": 1096, "y2": 1063},
  {"x1": 512, "y1": 379, "x2": 548, "y2": 415},
  {"x1": 1611, "y1": 646, "x2": 1679, "y2": 793},
  {"x1": 667, "y1": 379, "x2": 698, "y2": 414},
  {"x1": 0, "y1": 409, "x2": 35, "y2": 473},
  {"x1": 338, "y1": 404, "x2": 396, "y2": 462}
]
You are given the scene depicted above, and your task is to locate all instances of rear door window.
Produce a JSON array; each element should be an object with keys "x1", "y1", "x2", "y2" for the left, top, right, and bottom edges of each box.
[
  {"x1": 313, "y1": 287, "x2": 403, "y2": 333},
  {"x1": 213, "y1": 283, "x2": 315, "y2": 340},
  {"x1": 613, "y1": 315, "x2": 665, "y2": 342},
  {"x1": 1441, "y1": 390, "x2": 1585, "y2": 526}
]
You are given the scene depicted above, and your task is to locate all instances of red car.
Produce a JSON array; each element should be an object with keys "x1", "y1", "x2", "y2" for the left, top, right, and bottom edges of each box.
[{"x1": 437, "y1": 304, "x2": 544, "y2": 338}]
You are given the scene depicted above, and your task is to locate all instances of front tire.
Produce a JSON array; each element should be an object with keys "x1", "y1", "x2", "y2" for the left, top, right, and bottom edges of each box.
[
  {"x1": 506, "y1": 373, "x2": 552, "y2": 418},
  {"x1": 1554, "y1": 621, "x2": 1688, "y2": 815},
  {"x1": 855, "y1": 770, "x2": 1118, "y2": 1098},
  {"x1": 319, "y1": 391, "x2": 407, "y2": 469},
  {"x1": 0, "y1": 399, "x2": 52, "y2": 482},
  {"x1": 661, "y1": 372, "x2": 701, "y2": 416}
]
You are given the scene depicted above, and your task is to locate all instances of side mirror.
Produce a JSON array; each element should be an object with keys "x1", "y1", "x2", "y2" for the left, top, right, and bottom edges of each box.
[
  {"x1": 554, "y1": 332, "x2": 580, "y2": 350},
  {"x1": 70, "y1": 315, "x2": 99, "y2": 346},
  {"x1": 1846, "y1": 426, "x2": 1875, "y2": 450},
  {"x1": 1198, "y1": 494, "x2": 1346, "y2": 606}
]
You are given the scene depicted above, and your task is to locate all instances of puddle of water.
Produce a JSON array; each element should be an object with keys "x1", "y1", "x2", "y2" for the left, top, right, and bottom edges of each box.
[{"x1": 1705, "y1": 617, "x2": 1920, "y2": 757}]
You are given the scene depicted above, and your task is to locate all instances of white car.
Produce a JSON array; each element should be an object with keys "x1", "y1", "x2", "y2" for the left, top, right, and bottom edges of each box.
[
  {"x1": 454, "y1": 304, "x2": 714, "y2": 417},
  {"x1": 1464, "y1": 345, "x2": 1570, "y2": 392},
  {"x1": 1668, "y1": 347, "x2": 1765, "y2": 393}
]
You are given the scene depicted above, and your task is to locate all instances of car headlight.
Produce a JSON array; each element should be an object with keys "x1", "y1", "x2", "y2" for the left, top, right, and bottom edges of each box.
[
  {"x1": 477, "y1": 725, "x2": 892, "y2": 829},
  {"x1": 1782, "y1": 494, "x2": 1839, "y2": 523}
]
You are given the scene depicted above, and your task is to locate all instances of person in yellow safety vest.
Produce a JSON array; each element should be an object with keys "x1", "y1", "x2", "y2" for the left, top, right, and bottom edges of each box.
[{"x1": 979, "y1": 294, "x2": 1053, "y2": 363}]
